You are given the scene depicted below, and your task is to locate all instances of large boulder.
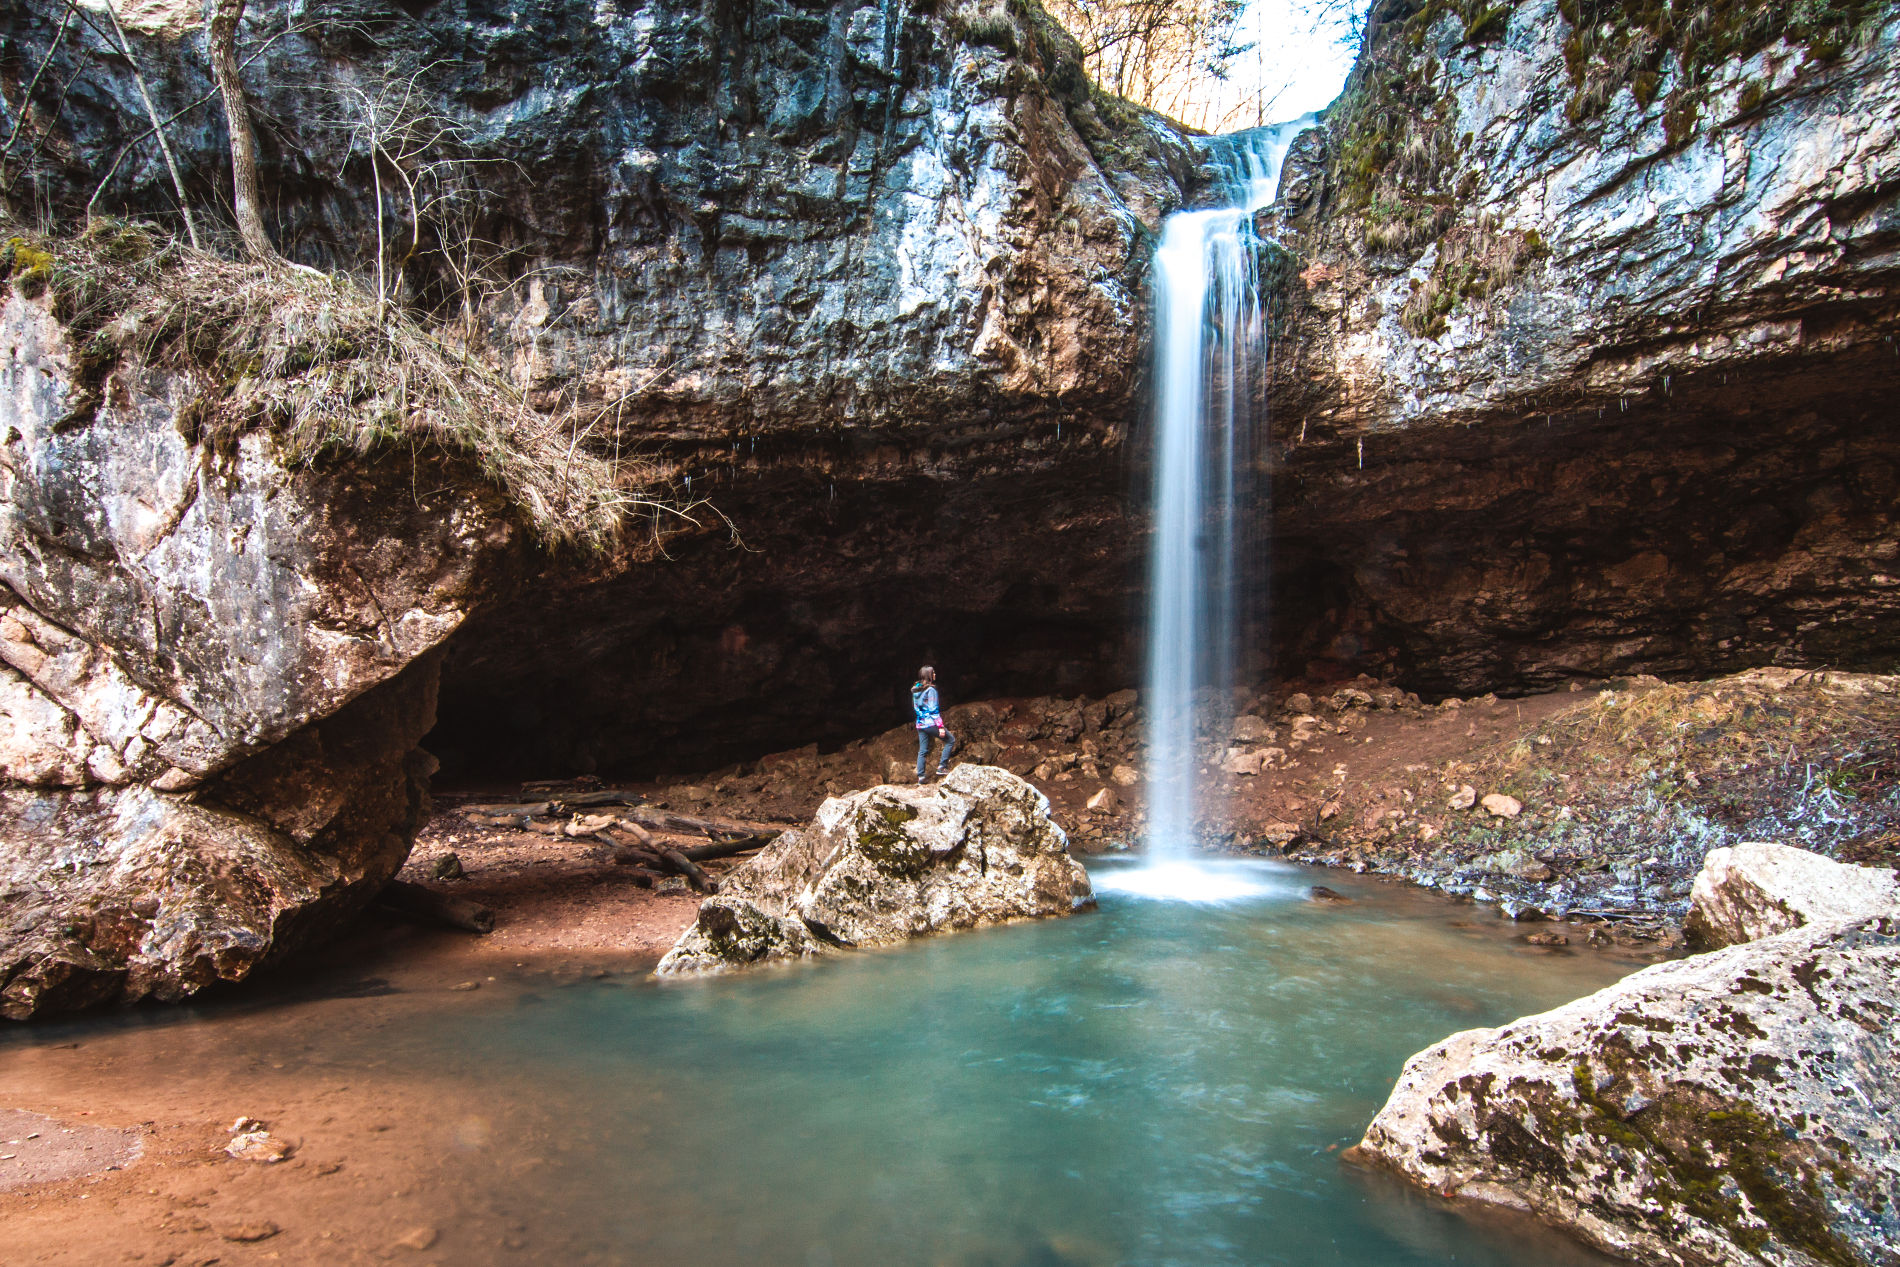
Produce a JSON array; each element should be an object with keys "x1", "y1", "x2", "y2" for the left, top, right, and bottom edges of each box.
[
  {"x1": 0, "y1": 278, "x2": 517, "y2": 1018},
  {"x1": 1686, "y1": 841, "x2": 1900, "y2": 950},
  {"x1": 1348, "y1": 912, "x2": 1900, "y2": 1266},
  {"x1": 656, "y1": 765, "x2": 1093, "y2": 976}
]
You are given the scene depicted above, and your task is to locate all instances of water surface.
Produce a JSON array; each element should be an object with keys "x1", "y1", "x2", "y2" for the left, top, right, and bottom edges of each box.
[
  {"x1": 3, "y1": 860, "x2": 1642, "y2": 1265},
  {"x1": 434, "y1": 859, "x2": 1632, "y2": 1265}
]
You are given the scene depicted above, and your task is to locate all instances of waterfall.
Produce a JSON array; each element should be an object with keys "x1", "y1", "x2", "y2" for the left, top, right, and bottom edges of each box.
[{"x1": 1112, "y1": 116, "x2": 1315, "y2": 901}]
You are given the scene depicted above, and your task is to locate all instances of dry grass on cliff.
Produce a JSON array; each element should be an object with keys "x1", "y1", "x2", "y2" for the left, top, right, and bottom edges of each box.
[{"x1": 2, "y1": 219, "x2": 679, "y2": 550}]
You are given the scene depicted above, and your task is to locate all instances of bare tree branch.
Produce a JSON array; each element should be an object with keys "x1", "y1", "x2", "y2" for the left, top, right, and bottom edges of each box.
[
  {"x1": 0, "y1": 3, "x2": 74, "y2": 169},
  {"x1": 97, "y1": 0, "x2": 201, "y2": 247}
]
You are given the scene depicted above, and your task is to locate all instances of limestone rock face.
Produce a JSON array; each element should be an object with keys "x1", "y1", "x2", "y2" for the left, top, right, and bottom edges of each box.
[
  {"x1": 657, "y1": 765, "x2": 1093, "y2": 976},
  {"x1": 8, "y1": 0, "x2": 1202, "y2": 775},
  {"x1": 1685, "y1": 841, "x2": 1900, "y2": 950},
  {"x1": 1351, "y1": 910, "x2": 1900, "y2": 1267},
  {"x1": 1268, "y1": 0, "x2": 1900, "y2": 692},
  {"x1": 0, "y1": 293, "x2": 516, "y2": 1018}
]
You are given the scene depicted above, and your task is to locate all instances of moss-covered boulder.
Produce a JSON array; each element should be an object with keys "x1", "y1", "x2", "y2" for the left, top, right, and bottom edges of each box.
[
  {"x1": 1346, "y1": 913, "x2": 1900, "y2": 1266},
  {"x1": 656, "y1": 765, "x2": 1093, "y2": 977},
  {"x1": 1686, "y1": 841, "x2": 1900, "y2": 950}
]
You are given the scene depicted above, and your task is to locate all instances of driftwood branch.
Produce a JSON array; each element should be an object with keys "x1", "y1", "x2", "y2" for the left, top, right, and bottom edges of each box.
[
  {"x1": 609, "y1": 817, "x2": 655, "y2": 846},
  {"x1": 619, "y1": 806, "x2": 785, "y2": 839},
  {"x1": 593, "y1": 830, "x2": 719, "y2": 892},
  {"x1": 661, "y1": 847, "x2": 717, "y2": 894},
  {"x1": 595, "y1": 830, "x2": 663, "y2": 868},
  {"x1": 677, "y1": 834, "x2": 776, "y2": 862}
]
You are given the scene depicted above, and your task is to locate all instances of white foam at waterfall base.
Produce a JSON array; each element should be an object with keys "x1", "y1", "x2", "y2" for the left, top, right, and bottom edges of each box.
[
  {"x1": 1089, "y1": 856, "x2": 1299, "y2": 903},
  {"x1": 1141, "y1": 114, "x2": 1317, "y2": 893}
]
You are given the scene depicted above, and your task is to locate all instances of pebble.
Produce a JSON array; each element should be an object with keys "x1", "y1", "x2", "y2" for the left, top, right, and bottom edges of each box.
[
  {"x1": 220, "y1": 1221, "x2": 281, "y2": 1243},
  {"x1": 224, "y1": 1130, "x2": 290, "y2": 1164},
  {"x1": 451, "y1": 981, "x2": 481, "y2": 991},
  {"x1": 394, "y1": 1226, "x2": 440, "y2": 1251},
  {"x1": 1481, "y1": 793, "x2": 1524, "y2": 818},
  {"x1": 1448, "y1": 785, "x2": 1478, "y2": 810}
]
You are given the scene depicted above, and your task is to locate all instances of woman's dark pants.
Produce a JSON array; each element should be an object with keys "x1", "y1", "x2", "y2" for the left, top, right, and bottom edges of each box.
[{"x1": 917, "y1": 728, "x2": 957, "y2": 779}]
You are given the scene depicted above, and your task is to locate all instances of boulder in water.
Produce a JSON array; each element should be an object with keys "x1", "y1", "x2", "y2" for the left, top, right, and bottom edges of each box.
[
  {"x1": 656, "y1": 766, "x2": 1093, "y2": 976},
  {"x1": 1347, "y1": 845, "x2": 1900, "y2": 1265},
  {"x1": 1686, "y1": 841, "x2": 1900, "y2": 949}
]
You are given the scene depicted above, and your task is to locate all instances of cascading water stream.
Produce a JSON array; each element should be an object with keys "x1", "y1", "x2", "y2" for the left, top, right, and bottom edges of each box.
[{"x1": 1098, "y1": 115, "x2": 1315, "y2": 904}]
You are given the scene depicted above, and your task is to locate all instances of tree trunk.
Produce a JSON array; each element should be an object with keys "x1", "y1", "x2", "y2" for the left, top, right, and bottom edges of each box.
[{"x1": 206, "y1": 0, "x2": 277, "y2": 260}]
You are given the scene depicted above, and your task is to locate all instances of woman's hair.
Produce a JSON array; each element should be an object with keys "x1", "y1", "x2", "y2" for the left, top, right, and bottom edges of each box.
[{"x1": 918, "y1": 665, "x2": 935, "y2": 683}]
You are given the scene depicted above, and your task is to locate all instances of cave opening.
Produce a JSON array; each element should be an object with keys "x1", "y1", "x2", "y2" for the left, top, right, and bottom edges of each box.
[{"x1": 422, "y1": 461, "x2": 1147, "y2": 787}]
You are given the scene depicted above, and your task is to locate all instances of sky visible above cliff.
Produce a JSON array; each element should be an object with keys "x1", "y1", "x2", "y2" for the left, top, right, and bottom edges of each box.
[{"x1": 1202, "y1": 0, "x2": 1364, "y2": 129}]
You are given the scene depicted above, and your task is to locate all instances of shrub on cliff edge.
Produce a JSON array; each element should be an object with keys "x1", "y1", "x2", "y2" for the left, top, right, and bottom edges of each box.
[{"x1": 1, "y1": 218, "x2": 679, "y2": 551}]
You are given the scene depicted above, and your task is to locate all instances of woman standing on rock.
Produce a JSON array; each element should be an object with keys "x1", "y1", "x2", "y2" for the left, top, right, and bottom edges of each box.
[{"x1": 912, "y1": 666, "x2": 957, "y2": 784}]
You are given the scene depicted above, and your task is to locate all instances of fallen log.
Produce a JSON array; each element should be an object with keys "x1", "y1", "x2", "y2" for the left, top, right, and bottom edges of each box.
[
  {"x1": 621, "y1": 806, "x2": 787, "y2": 839},
  {"x1": 661, "y1": 847, "x2": 718, "y2": 894},
  {"x1": 677, "y1": 834, "x2": 777, "y2": 863},
  {"x1": 461, "y1": 801, "x2": 552, "y2": 817},
  {"x1": 379, "y1": 880, "x2": 494, "y2": 933},
  {"x1": 552, "y1": 790, "x2": 646, "y2": 810},
  {"x1": 521, "y1": 777, "x2": 601, "y2": 794},
  {"x1": 594, "y1": 831, "x2": 667, "y2": 869}
]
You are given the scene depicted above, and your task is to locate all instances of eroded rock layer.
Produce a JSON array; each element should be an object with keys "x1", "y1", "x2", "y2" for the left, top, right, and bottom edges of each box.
[{"x1": 1266, "y1": 0, "x2": 1900, "y2": 692}]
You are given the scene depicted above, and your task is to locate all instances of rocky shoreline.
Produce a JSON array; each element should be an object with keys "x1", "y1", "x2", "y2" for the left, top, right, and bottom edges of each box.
[{"x1": 1269, "y1": 669, "x2": 1900, "y2": 943}]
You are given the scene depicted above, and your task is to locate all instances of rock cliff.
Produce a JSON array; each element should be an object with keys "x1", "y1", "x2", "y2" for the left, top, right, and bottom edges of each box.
[
  {"x1": 9, "y1": 0, "x2": 1898, "y2": 774},
  {"x1": 3, "y1": 0, "x2": 1197, "y2": 773},
  {"x1": 1268, "y1": 0, "x2": 1900, "y2": 693},
  {"x1": 0, "y1": 244, "x2": 525, "y2": 1016}
]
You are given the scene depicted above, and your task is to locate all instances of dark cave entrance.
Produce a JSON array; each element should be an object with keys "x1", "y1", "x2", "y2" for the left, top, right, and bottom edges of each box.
[{"x1": 421, "y1": 463, "x2": 1147, "y2": 786}]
